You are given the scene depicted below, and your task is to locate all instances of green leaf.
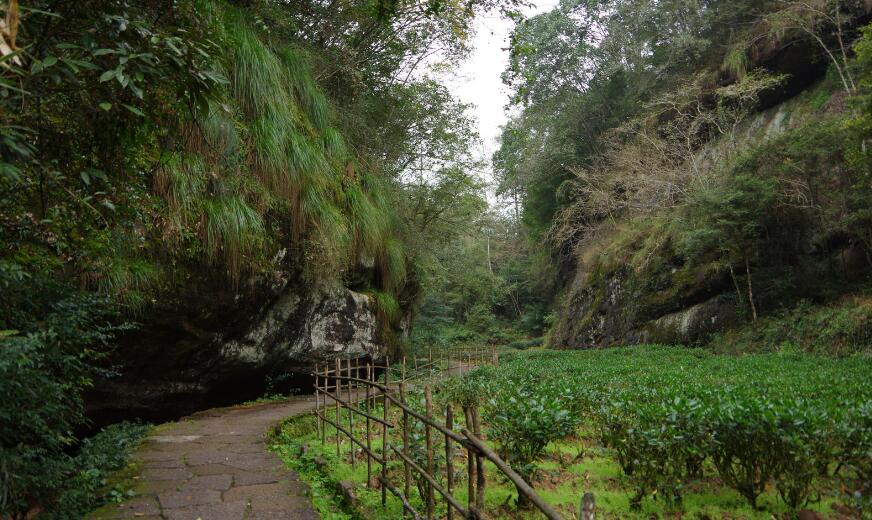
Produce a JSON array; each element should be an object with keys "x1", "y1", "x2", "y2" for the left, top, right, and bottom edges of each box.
[
  {"x1": 122, "y1": 104, "x2": 144, "y2": 117},
  {"x1": 99, "y1": 102, "x2": 112, "y2": 111},
  {"x1": 98, "y1": 70, "x2": 115, "y2": 82}
]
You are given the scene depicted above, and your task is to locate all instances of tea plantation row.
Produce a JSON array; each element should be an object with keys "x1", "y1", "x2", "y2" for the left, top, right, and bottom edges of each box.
[{"x1": 439, "y1": 346, "x2": 872, "y2": 514}]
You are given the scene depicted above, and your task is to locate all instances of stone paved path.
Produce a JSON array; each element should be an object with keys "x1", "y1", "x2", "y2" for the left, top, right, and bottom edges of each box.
[{"x1": 88, "y1": 396, "x2": 320, "y2": 520}]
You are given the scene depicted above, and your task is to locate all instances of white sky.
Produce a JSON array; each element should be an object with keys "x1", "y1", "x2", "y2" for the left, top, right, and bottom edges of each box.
[{"x1": 441, "y1": 0, "x2": 560, "y2": 164}]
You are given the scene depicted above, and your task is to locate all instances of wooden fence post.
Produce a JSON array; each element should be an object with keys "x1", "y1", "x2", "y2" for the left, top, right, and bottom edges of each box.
[
  {"x1": 335, "y1": 358, "x2": 341, "y2": 456},
  {"x1": 366, "y1": 362, "x2": 372, "y2": 488},
  {"x1": 347, "y1": 358, "x2": 355, "y2": 468},
  {"x1": 401, "y1": 361, "x2": 411, "y2": 504},
  {"x1": 464, "y1": 406, "x2": 475, "y2": 513},
  {"x1": 472, "y1": 405, "x2": 485, "y2": 512},
  {"x1": 445, "y1": 403, "x2": 454, "y2": 520},
  {"x1": 315, "y1": 363, "x2": 321, "y2": 439},
  {"x1": 579, "y1": 492, "x2": 595, "y2": 520},
  {"x1": 320, "y1": 364, "x2": 327, "y2": 444},
  {"x1": 381, "y1": 356, "x2": 390, "y2": 507},
  {"x1": 425, "y1": 385, "x2": 435, "y2": 519}
]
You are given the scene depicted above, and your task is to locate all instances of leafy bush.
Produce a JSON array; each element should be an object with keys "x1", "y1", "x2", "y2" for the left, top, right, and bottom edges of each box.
[
  {"x1": 704, "y1": 395, "x2": 831, "y2": 510},
  {"x1": 601, "y1": 393, "x2": 712, "y2": 509},
  {"x1": 485, "y1": 386, "x2": 578, "y2": 507},
  {"x1": 840, "y1": 400, "x2": 872, "y2": 518},
  {"x1": 46, "y1": 422, "x2": 150, "y2": 519},
  {"x1": 0, "y1": 272, "x2": 138, "y2": 518},
  {"x1": 710, "y1": 296, "x2": 872, "y2": 355}
]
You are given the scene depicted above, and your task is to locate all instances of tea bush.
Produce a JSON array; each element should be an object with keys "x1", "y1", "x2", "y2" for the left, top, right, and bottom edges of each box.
[
  {"x1": 485, "y1": 386, "x2": 578, "y2": 507},
  {"x1": 840, "y1": 400, "x2": 872, "y2": 517},
  {"x1": 443, "y1": 346, "x2": 872, "y2": 513}
]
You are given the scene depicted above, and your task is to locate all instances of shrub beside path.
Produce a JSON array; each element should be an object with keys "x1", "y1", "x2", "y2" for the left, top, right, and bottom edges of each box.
[{"x1": 88, "y1": 396, "x2": 320, "y2": 520}]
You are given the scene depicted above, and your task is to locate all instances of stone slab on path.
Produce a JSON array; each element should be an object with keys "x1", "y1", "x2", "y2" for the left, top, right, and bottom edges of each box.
[{"x1": 89, "y1": 397, "x2": 319, "y2": 520}]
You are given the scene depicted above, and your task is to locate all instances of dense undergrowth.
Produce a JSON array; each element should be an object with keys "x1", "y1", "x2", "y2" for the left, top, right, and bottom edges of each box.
[
  {"x1": 708, "y1": 293, "x2": 872, "y2": 355},
  {"x1": 6, "y1": 422, "x2": 149, "y2": 520}
]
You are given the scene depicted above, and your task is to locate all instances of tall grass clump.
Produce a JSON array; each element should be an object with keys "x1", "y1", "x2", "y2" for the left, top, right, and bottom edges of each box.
[{"x1": 149, "y1": 2, "x2": 410, "y2": 295}]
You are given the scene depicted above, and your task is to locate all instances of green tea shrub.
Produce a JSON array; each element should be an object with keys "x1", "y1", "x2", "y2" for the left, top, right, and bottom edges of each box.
[
  {"x1": 840, "y1": 400, "x2": 872, "y2": 517},
  {"x1": 601, "y1": 392, "x2": 712, "y2": 509},
  {"x1": 439, "y1": 365, "x2": 496, "y2": 408},
  {"x1": 708, "y1": 396, "x2": 793, "y2": 509},
  {"x1": 771, "y1": 401, "x2": 832, "y2": 510},
  {"x1": 485, "y1": 386, "x2": 578, "y2": 507},
  {"x1": 445, "y1": 347, "x2": 872, "y2": 513},
  {"x1": 507, "y1": 337, "x2": 544, "y2": 350}
]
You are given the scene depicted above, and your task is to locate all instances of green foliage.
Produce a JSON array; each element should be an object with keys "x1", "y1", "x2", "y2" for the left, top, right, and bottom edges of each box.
[
  {"x1": 445, "y1": 347, "x2": 872, "y2": 513},
  {"x1": 486, "y1": 387, "x2": 577, "y2": 504},
  {"x1": 495, "y1": 0, "x2": 780, "y2": 239},
  {"x1": 680, "y1": 174, "x2": 779, "y2": 286},
  {"x1": 840, "y1": 401, "x2": 872, "y2": 517},
  {"x1": 1, "y1": 0, "x2": 496, "y2": 516},
  {"x1": 46, "y1": 422, "x2": 150, "y2": 519},
  {"x1": 707, "y1": 396, "x2": 828, "y2": 510},
  {"x1": 709, "y1": 296, "x2": 872, "y2": 355},
  {"x1": 506, "y1": 337, "x2": 543, "y2": 350},
  {"x1": 412, "y1": 211, "x2": 554, "y2": 348},
  {"x1": 0, "y1": 291, "x2": 124, "y2": 517}
]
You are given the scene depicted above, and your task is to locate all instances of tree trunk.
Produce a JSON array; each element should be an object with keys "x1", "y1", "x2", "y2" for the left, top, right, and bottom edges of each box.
[
  {"x1": 745, "y1": 256, "x2": 757, "y2": 322},
  {"x1": 728, "y1": 263, "x2": 743, "y2": 306},
  {"x1": 486, "y1": 234, "x2": 492, "y2": 274},
  {"x1": 516, "y1": 483, "x2": 531, "y2": 509}
]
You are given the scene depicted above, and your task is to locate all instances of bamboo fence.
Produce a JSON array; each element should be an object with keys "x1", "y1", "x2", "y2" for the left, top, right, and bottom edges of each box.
[{"x1": 312, "y1": 346, "x2": 567, "y2": 520}]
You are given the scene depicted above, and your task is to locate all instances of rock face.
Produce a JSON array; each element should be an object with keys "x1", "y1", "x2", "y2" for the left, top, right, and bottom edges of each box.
[
  {"x1": 641, "y1": 297, "x2": 737, "y2": 345},
  {"x1": 549, "y1": 66, "x2": 870, "y2": 350},
  {"x1": 550, "y1": 262, "x2": 735, "y2": 348},
  {"x1": 220, "y1": 288, "x2": 381, "y2": 368},
  {"x1": 86, "y1": 282, "x2": 385, "y2": 426}
]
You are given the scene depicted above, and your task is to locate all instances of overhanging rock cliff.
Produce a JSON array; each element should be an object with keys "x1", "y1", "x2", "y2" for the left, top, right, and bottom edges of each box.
[{"x1": 87, "y1": 283, "x2": 386, "y2": 425}]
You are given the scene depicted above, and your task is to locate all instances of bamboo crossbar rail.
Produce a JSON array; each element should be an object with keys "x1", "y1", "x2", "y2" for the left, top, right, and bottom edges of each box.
[
  {"x1": 319, "y1": 364, "x2": 391, "y2": 375},
  {"x1": 321, "y1": 373, "x2": 471, "y2": 445},
  {"x1": 314, "y1": 409, "x2": 382, "y2": 463},
  {"x1": 379, "y1": 475, "x2": 423, "y2": 520},
  {"x1": 317, "y1": 387, "x2": 396, "y2": 428},
  {"x1": 461, "y1": 429, "x2": 564, "y2": 520},
  {"x1": 317, "y1": 359, "x2": 438, "y2": 377},
  {"x1": 388, "y1": 444, "x2": 471, "y2": 518}
]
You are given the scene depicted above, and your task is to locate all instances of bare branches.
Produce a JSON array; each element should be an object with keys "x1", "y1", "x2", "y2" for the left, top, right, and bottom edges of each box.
[{"x1": 549, "y1": 71, "x2": 787, "y2": 254}]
